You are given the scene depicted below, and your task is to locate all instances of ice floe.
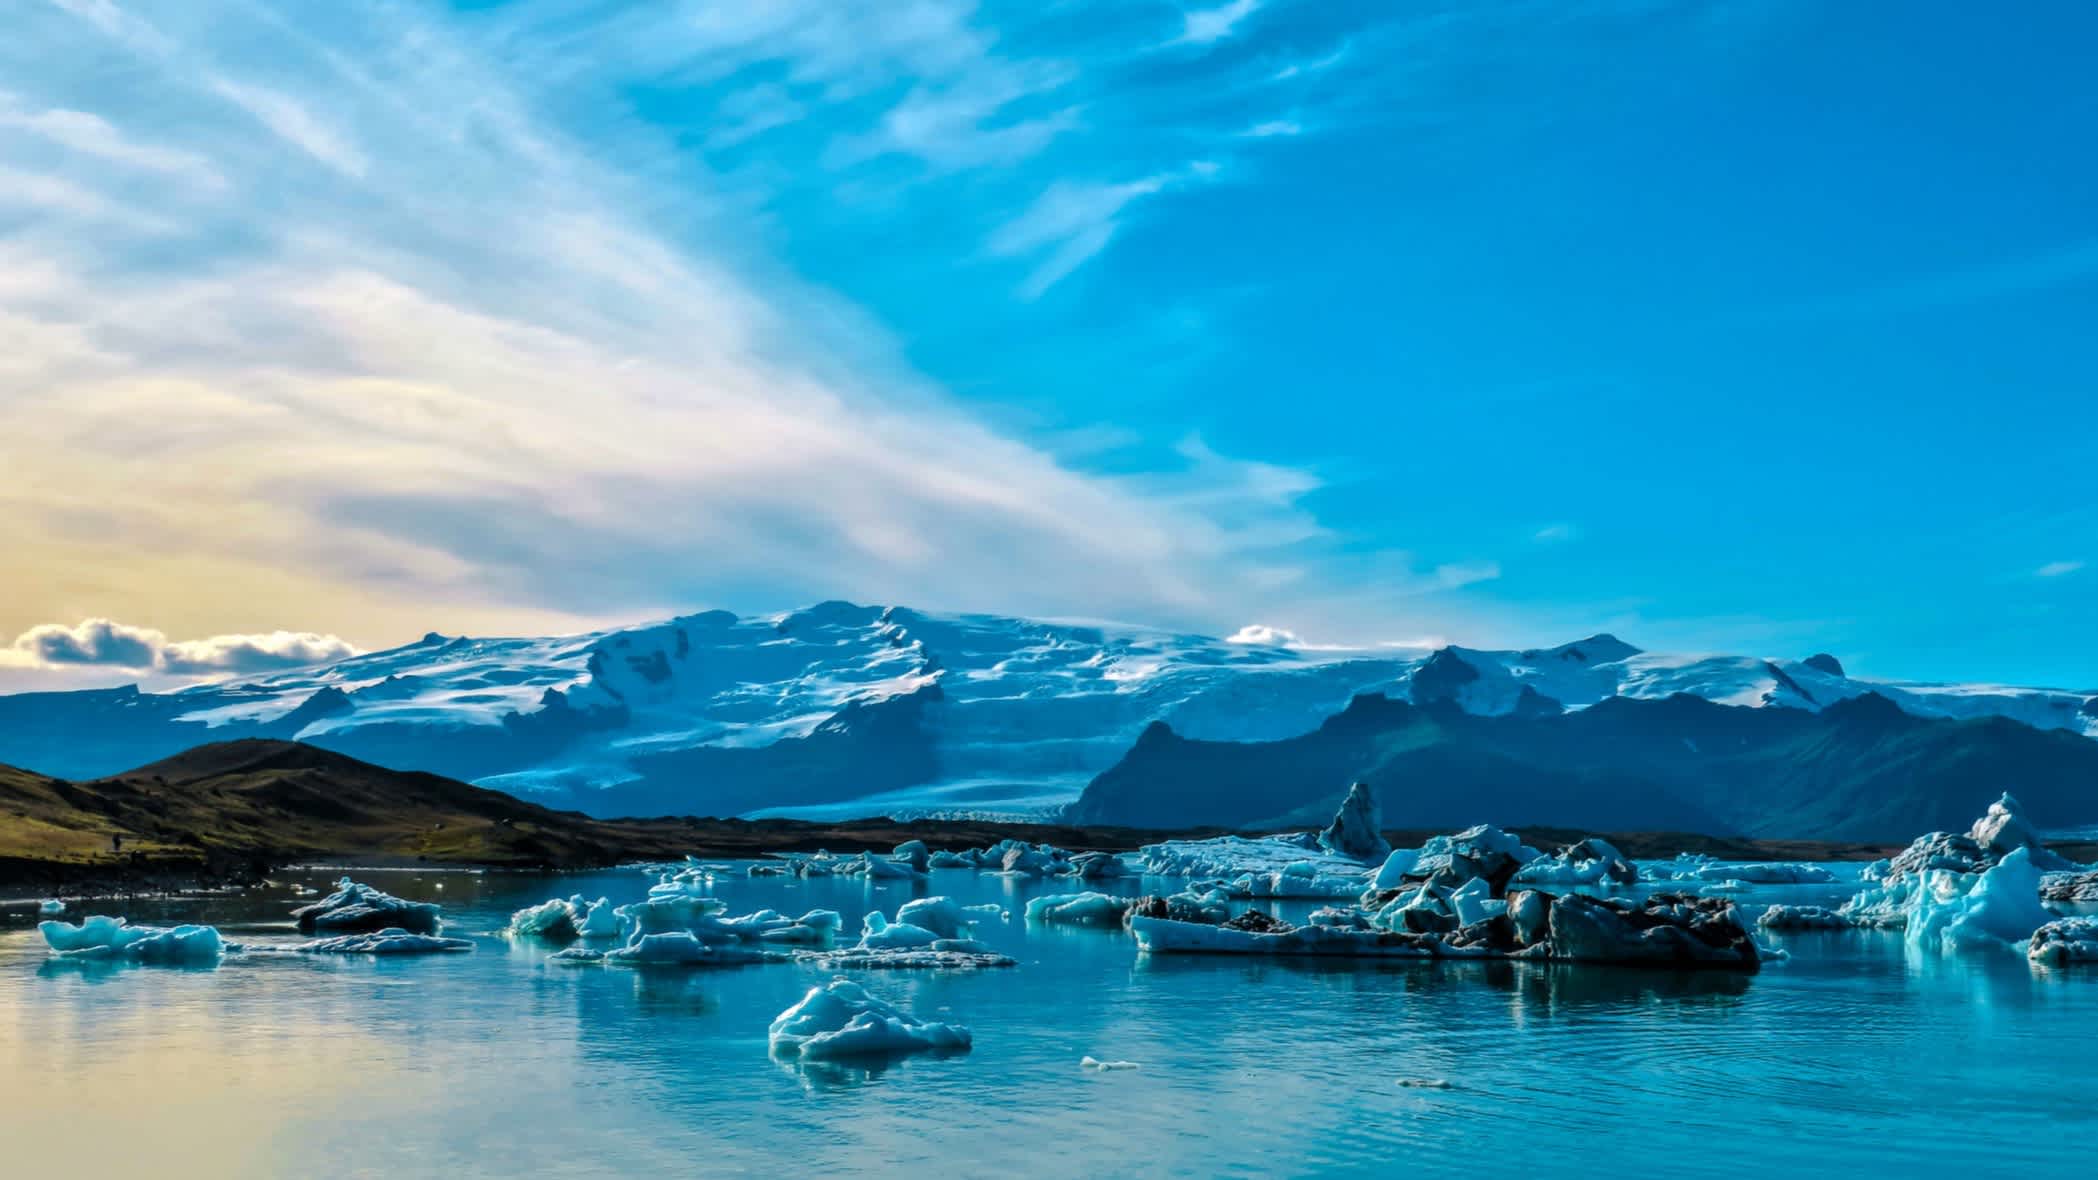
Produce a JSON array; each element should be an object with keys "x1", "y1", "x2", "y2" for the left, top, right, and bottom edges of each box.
[
  {"x1": 1081, "y1": 1056, "x2": 1141, "y2": 1070},
  {"x1": 294, "y1": 930, "x2": 475, "y2": 955},
  {"x1": 768, "y1": 978, "x2": 971, "y2": 1060}
]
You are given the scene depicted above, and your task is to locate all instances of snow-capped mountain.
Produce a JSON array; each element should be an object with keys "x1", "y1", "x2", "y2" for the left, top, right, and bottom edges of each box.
[{"x1": 0, "y1": 601, "x2": 2091, "y2": 822}]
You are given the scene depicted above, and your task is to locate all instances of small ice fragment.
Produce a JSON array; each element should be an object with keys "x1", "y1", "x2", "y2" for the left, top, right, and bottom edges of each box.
[
  {"x1": 39, "y1": 899, "x2": 65, "y2": 916},
  {"x1": 1396, "y1": 1077, "x2": 1453, "y2": 1089},
  {"x1": 1081, "y1": 1056, "x2": 1141, "y2": 1070}
]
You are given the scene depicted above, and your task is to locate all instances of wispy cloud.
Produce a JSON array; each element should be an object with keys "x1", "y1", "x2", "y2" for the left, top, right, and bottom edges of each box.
[
  {"x1": 988, "y1": 163, "x2": 1217, "y2": 297},
  {"x1": 1533, "y1": 523, "x2": 1578, "y2": 543},
  {"x1": 1, "y1": 0, "x2": 1464, "y2": 658},
  {"x1": 2036, "y1": 560, "x2": 2085, "y2": 578},
  {"x1": 1179, "y1": 0, "x2": 1262, "y2": 47}
]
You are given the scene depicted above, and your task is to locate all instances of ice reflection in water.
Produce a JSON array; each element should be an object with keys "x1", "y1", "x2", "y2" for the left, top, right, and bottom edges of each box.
[{"x1": 2, "y1": 866, "x2": 2095, "y2": 1178}]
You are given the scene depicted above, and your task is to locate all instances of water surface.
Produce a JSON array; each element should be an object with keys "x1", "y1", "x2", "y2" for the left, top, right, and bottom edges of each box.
[{"x1": 3, "y1": 867, "x2": 2092, "y2": 1177}]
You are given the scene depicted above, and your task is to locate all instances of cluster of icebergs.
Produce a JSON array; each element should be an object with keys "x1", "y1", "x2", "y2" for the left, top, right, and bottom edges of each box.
[
  {"x1": 1756, "y1": 793, "x2": 2098, "y2": 966},
  {"x1": 38, "y1": 877, "x2": 475, "y2": 965}
]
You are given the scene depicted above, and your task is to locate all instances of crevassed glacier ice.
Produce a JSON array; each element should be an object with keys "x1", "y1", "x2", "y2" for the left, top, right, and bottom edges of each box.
[{"x1": 768, "y1": 978, "x2": 972, "y2": 1061}]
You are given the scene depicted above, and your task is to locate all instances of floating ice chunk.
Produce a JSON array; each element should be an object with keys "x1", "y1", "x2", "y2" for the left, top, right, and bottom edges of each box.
[
  {"x1": 1025, "y1": 892, "x2": 1136, "y2": 926},
  {"x1": 297, "y1": 929, "x2": 474, "y2": 954},
  {"x1": 892, "y1": 840, "x2": 932, "y2": 873},
  {"x1": 1317, "y1": 781, "x2": 1392, "y2": 862},
  {"x1": 1906, "y1": 848, "x2": 2055, "y2": 955},
  {"x1": 2028, "y1": 918, "x2": 2098, "y2": 967},
  {"x1": 1065, "y1": 851, "x2": 1132, "y2": 880},
  {"x1": 1757, "y1": 905, "x2": 1852, "y2": 930},
  {"x1": 575, "y1": 897, "x2": 623, "y2": 938},
  {"x1": 40, "y1": 916, "x2": 225, "y2": 964},
  {"x1": 1692, "y1": 863, "x2": 1837, "y2": 885},
  {"x1": 1140, "y1": 835, "x2": 1367, "y2": 889},
  {"x1": 768, "y1": 978, "x2": 972, "y2": 1060},
  {"x1": 507, "y1": 898, "x2": 584, "y2": 941},
  {"x1": 39, "y1": 899, "x2": 65, "y2": 916},
  {"x1": 894, "y1": 897, "x2": 976, "y2": 940},
  {"x1": 856, "y1": 912, "x2": 943, "y2": 950},
  {"x1": 604, "y1": 932, "x2": 785, "y2": 966},
  {"x1": 804, "y1": 946, "x2": 1015, "y2": 969},
  {"x1": 1081, "y1": 1056, "x2": 1141, "y2": 1070},
  {"x1": 1222, "y1": 860, "x2": 1368, "y2": 899},
  {"x1": 1395, "y1": 1078, "x2": 1453, "y2": 1090},
  {"x1": 927, "y1": 850, "x2": 976, "y2": 869},
  {"x1": 293, "y1": 878, "x2": 442, "y2": 936}
]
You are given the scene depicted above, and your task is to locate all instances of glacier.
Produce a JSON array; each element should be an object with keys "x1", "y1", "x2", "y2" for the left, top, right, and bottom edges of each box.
[{"x1": 6, "y1": 600, "x2": 2095, "y2": 822}]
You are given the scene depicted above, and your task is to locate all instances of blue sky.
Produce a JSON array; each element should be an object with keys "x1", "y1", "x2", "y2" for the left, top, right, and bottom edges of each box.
[{"x1": 1, "y1": 0, "x2": 2093, "y2": 689}]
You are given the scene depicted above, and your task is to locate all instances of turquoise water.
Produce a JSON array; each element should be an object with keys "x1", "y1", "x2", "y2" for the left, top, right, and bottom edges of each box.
[{"x1": 4, "y1": 866, "x2": 2095, "y2": 1178}]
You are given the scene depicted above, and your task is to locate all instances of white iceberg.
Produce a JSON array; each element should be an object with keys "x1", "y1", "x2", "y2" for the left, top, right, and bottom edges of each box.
[
  {"x1": 768, "y1": 978, "x2": 972, "y2": 1060},
  {"x1": 39, "y1": 899, "x2": 65, "y2": 916},
  {"x1": 1757, "y1": 905, "x2": 1852, "y2": 930},
  {"x1": 1025, "y1": 892, "x2": 1135, "y2": 926}
]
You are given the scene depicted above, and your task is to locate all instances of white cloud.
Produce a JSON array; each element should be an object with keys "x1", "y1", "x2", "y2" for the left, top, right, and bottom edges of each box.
[
  {"x1": 1433, "y1": 561, "x2": 1502, "y2": 589},
  {"x1": 0, "y1": 1, "x2": 1389, "y2": 652},
  {"x1": 2036, "y1": 560, "x2": 2084, "y2": 578},
  {"x1": 0, "y1": 94, "x2": 224, "y2": 190},
  {"x1": 3, "y1": 619, "x2": 358, "y2": 677},
  {"x1": 209, "y1": 77, "x2": 369, "y2": 179},
  {"x1": 1533, "y1": 523, "x2": 1578, "y2": 543},
  {"x1": 1180, "y1": 0, "x2": 1262, "y2": 47},
  {"x1": 1244, "y1": 119, "x2": 1301, "y2": 138},
  {"x1": 988, "y1": 164, "x2": 1221, "y2": 297}
]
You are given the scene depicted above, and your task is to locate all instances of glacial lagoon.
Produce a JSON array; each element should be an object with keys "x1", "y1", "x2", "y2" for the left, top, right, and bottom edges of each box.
[{"x1": 4, "y1": 864, "x2": 2096, "y2": 1178}]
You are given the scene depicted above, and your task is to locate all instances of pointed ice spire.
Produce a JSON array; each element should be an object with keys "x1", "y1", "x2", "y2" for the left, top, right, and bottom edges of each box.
[{"x1": 1318, "y1": 781, "x2": 1392, "y2": 862}]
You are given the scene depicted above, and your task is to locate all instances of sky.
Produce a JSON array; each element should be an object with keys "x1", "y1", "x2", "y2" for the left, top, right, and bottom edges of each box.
[{"x1": 1, "y1": 0, "x2": 2094, "y2": 692}]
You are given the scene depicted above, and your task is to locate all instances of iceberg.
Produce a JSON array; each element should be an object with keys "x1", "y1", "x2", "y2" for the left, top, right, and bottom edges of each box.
[
  {"x1": 1317, "y1": 781, "x2": 1392, "y2": 862},
  {"x1": 768, "y1": 978, "x2": 972, "y2": 1061},
  {"x1": 2028, "y1": 918, "x2": 2098, "y2": 967},
  {"x1": 39, "y1": 899, "x2": 64, "y2": 916},
  {"x1": 40, "y1": 916, "x2": 226, "y2": 964},
  {"x1": 1080, "y1": 1056, "x2": 1141, "y2": 1070},
  {"x1": 1025, "y1": 892, "x2": 1136, "y2": 926},
  {"x1": 293, "y1": 878, "x2": 442, "y2": 936},
  {"x1": 506, "y1": 896, "x2": 622, "y2": 942},
  {"x1": 1691, "y1": 863, "x2": 1837, "y2": 885},
  {"x1": 2041, "y1": 870, "x2": 2098, "y2": 915},
  {"x1": 1969, "y1": 792, "x2": 2077, "y2": 871},
  {"x1": 1904, "y1": 848, "x2": 2055, "y2": 955}
]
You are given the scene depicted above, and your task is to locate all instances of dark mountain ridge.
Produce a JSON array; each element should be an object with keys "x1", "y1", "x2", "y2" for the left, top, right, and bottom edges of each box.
[{"x1": 1068, "y1": 691, "x2": 2098, "y2": 841}]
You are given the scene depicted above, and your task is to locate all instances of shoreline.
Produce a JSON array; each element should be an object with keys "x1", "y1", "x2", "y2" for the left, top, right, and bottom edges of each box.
[{"x1": 9, "y1": 815, "x2": 2061, "y2": 901}]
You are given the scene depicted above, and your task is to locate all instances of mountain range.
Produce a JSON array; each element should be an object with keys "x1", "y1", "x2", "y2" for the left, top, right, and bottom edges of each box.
[{"x1": 1, "y1": 601, "x2": 2093, "y2": 839}]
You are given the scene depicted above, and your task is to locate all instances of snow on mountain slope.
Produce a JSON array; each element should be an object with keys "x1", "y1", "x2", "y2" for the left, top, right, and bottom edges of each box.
[{"x1": 2, "y1": 602, "x2": 2091, "y2": 819}]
